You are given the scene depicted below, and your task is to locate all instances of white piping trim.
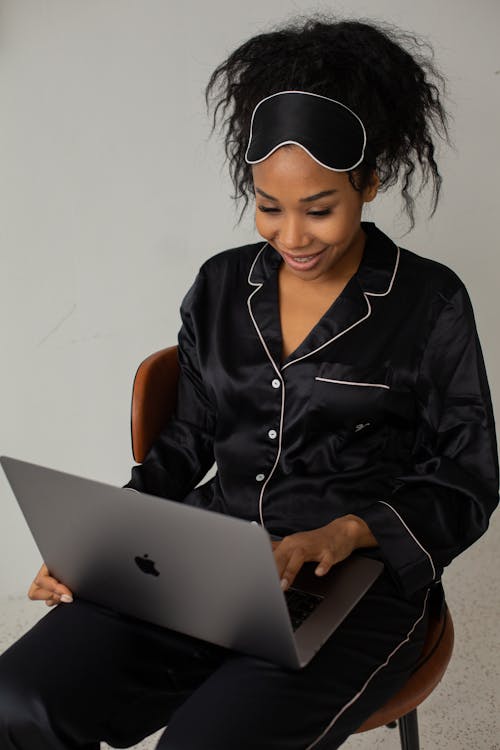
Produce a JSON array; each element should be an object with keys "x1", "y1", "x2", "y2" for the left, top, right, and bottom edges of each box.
[
  {"x1": 367, "y1": 242, "x2": 400, "y2": 297},
  {"x1": 247, "y1": 243, "x2": 269, "y2": 288},
  {"x1": 304, "y1": 588, "x2": 430, "y2": 750},
  {"x1": 378, "y1": 500, "x2": 437, "y2": 581},
  {"x1": 247, "y1": 243, "x2": 285, "y2": 528},
  {"x1": 282, "y1": 245, "x2": 400, "y2": 371},
  {"x1": 246, "y1": 242, "x2": 400, "y2": 528},
  {"x1": 257, "y1": 381, "x2": 285, "y2": 528},
  {"x1": 282, "y1": 298, "x2": 371, "y2": 370},
  {"x1": 315, "y1": 377, "x2": 390, "y2": 390},
  {"x1": 245, "y1": 90, "x2": 367, "y2": 173},
  {"x1": 247, "y1": 140, "x2": 364, "y2": 174}
]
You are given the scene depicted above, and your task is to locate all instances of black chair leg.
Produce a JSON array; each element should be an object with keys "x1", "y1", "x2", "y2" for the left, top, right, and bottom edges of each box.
[{"x1": 398, "y1": 709, "x2": 420, "y2": 750}]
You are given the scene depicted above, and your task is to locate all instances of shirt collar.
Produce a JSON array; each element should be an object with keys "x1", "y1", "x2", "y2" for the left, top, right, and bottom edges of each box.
[{"x1": 248, "y1": 221, "x2": 399, "y2": 295}]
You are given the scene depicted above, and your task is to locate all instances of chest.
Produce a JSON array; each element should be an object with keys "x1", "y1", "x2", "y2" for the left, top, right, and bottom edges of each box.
[{"x1": 278, "y1": 275, "x2": 344, "y2": 360}]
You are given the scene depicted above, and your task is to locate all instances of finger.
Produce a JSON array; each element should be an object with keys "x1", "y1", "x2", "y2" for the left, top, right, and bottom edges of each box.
[
  {"x1": 36, "y1": 573, "x2": 72, "y2": 595},
  {"x1": 273, "y1": 536, "x2": 311, "y2": 584},
  {"x1": 29, "y1": 586, "x2": 59, "y2": 602},
  {"x1": 34, "y1": 572, "x2": 73, "y2": 600},
  {"x1": 28, "y1": 580, "x2": 39, "y2": 599},
  {"x1": 28, "y1": 578, "x2": 48, "y2": 600},
  {"x1": 272, "y1": 540, "x2": 292, "y2": 579},
  {"x1": 45, "y1": 595, "x2": 60, "y2": 607},
  {"x1": 37, "y1": 588, "x2": 73, "y2": 603},
  {"x1": 279, "y1": 547, "x2": 306, "y2": 591},
  {"x1": 315, "y1": 550, "x2": 336, "y2": 576},
  {"x1": 28, "y1": 579, "x2": 73, "y2": 604},
  {"x1": 33, "y1": 564, "x2": 53, "y2": 589}
]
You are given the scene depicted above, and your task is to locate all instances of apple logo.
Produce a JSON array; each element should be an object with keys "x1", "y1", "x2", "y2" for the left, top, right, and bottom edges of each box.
[{"x1": 134, "y1": 553, "x2": 160, "y2": 577}]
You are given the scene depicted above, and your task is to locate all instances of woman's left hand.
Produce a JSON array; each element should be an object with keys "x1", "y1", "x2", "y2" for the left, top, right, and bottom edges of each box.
[{"x1": 272, "y1": 515, "x2": 377, "y2": 591}]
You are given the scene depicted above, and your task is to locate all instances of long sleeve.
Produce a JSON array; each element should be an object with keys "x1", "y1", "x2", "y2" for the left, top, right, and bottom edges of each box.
[
  {"x1": 357, "y1": 283, "x2": 499, "y2": 596},
  {"x1": 125, "y1": 270, "x2": 216, "y2": 500}
]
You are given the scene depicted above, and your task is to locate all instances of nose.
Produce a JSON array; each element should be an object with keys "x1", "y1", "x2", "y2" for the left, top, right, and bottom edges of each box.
[{"x1": 278, "y1": 215, "x2": 310, "y2": 251}]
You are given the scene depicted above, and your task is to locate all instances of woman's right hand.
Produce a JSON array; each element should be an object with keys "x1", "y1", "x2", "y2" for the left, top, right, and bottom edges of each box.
[{"x1": 28, "y1": 563, "x2": 73, "y2": 607}]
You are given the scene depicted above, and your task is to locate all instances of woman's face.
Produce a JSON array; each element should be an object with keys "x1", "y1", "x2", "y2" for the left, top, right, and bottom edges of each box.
[{"x1": 251, "y1": 145, "x2": 379, "y2": 283}]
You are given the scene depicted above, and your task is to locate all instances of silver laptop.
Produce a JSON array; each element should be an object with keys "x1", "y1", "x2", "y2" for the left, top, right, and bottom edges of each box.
[{"x1": 1, "y1": 455, "x2": 383, "y2": 670}]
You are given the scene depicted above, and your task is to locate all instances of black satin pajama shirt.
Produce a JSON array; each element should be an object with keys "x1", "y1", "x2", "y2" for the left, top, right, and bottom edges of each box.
[{"x1": 128, "y1": 220, "x2": 499, "y2": 596}]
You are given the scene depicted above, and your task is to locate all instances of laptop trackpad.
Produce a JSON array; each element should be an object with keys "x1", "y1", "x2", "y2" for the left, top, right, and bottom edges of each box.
[{"x1": 291, "y1": 555, "x2": 383, "y2": 600}]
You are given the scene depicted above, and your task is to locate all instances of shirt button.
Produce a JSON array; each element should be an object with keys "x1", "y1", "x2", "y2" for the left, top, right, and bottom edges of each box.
[
  {"x1": 267, "y1": 429, "x2": 277, "y2": 439},
  {"x1": 271, "y1": 379, "x2": 281, "y2": 389},
  {"x1": 255, "y1": 473, "x2": 265, "y2": 482}
]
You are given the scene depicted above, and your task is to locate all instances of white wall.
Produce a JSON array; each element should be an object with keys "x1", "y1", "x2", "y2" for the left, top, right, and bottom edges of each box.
[{"x1": 1, "y1": 0, "x2": 498, "y2": 596}]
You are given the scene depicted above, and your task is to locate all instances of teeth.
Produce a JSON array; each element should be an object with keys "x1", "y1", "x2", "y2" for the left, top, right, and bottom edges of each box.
[{"x1": 293, "y1": 256, "x2": 315, "y2": 263}]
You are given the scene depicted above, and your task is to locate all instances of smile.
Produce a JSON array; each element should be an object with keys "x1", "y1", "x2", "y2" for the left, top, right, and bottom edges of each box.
[
  {"x1": 290, "y1": 254, "x2": 317, "y2": 263},
  {"x1": 281, "y1": 247, "x2": 328, "y2": 271}
]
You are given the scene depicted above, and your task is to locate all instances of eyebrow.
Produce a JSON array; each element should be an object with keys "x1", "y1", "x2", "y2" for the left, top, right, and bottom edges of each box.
[{"x1": 254, "y1": 187, "x2": 339, "y2": 203}]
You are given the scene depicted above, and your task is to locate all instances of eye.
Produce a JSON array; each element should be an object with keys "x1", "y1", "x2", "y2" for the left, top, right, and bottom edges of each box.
[
  {"x1": 258, "y1": 206, "x2": 333, "y2": 216},
  {"x1": 257, "y1": 206, "x2": 280, "y2": 213},
  {"x1": 308, "y1": 209, "x2": 331, "y2": 217}
]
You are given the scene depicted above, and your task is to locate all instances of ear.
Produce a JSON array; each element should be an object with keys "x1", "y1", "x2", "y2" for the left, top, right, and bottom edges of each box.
[{"x1": 363, "y1": 170, "x2": 380, "y2": 203}]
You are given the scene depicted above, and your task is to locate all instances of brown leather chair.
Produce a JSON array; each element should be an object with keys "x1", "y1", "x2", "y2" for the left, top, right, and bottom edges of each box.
[{"x1": 131, "y1": 346, "x2": 455, "y2": 750}]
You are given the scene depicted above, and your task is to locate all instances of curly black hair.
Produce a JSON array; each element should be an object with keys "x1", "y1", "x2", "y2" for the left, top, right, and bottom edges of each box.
[{"x1": 205, "y1": 14, "x2": 452, "y2": 231}]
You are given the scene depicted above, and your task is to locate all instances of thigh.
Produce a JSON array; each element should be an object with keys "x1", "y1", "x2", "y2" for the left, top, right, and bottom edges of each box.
[
  {"x1": 0, "y1": 599, "x2": 230, "y2": 748},
  {"x1": 157, "y1": 573, "x2": 430, "y2": 750}
]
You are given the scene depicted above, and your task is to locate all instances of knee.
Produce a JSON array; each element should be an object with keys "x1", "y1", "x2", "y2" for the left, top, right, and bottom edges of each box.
[{"x1": 0, "y1": 668, "x2": 50, "y2": 745}]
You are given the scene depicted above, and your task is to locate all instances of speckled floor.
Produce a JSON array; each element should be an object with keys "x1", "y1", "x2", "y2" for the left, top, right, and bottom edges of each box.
[{"x1": 1, "y1": 512, "x2": 499, "y2": 749}]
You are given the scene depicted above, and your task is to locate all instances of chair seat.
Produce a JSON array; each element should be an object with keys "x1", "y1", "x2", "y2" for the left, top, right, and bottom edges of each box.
[{"x1": 356, "y1": 606, "x2": 454, "y2": 732}]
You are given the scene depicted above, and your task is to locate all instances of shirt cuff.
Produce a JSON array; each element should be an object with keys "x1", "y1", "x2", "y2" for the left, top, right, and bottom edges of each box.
[{"x1": 356, "y1": 500, "x2": 436, "y2": 596}]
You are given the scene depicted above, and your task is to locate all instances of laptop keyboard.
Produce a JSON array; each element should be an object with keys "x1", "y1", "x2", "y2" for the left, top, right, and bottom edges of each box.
[{"x1": 284, "y1": 587, "x2": 324, "y2": 631}]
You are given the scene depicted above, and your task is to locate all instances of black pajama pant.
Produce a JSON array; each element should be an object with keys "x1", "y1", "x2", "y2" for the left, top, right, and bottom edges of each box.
[{"x1": 0, "y1": 572, "x2": 430, "y2": 750}]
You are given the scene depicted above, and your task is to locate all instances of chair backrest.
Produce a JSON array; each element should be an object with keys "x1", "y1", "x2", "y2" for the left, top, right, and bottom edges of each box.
[{"x1": 131, "y1": 346, "x2": 180, "y2": 463}]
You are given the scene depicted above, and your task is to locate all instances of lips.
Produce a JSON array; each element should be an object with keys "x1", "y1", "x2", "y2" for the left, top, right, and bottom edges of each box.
[{"x1": 281, "y1": 247, "x2": 327, "y2": 272}]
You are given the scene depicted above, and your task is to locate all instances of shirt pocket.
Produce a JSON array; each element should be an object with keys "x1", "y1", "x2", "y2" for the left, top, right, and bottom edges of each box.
[{"x1": 305, "y1": 362, "x2": 416, "y2": 441}]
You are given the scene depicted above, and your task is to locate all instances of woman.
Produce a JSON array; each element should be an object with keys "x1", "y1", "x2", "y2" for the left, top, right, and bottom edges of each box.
[{"x1": 0, "y1": 16, "x2": 498, "y2": 750}]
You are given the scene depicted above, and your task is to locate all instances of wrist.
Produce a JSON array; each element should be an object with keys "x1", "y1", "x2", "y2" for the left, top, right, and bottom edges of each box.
[{"x1": 342, "y1": 514, "x2": 378, "y2": 550}]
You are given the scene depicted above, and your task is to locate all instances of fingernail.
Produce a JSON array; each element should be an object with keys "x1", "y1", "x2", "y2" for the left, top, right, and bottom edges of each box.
[
  {"x1": 60, "y1": 594, "x2": 73, "y2": 603},
  {"x1": 280, "y1": 578, "x2": 288, "y2": 591},
  {"x1": 316, "y1": 567, "x2": 325, "y2": 575}
]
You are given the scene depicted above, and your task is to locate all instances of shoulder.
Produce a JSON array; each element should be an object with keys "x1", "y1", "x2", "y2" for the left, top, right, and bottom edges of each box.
[
  {"x1": 179, "y1": 241, "x2": 266, "y2": 314},
  {"x1": 396, "y1": 246, "x2": 476, "y2": 333},
  {"x1": 198, "y1": 241, "x2": 266, "y2": 280},
  {"x1": 397, "y1": 246, "x2": 466, "y2": 302},
  {"x1": 364, "y1": 219, "x2": 477, "y2": 333},
  {"x1": 363, "y1": 222, "x2": 469, "y2": 307}
]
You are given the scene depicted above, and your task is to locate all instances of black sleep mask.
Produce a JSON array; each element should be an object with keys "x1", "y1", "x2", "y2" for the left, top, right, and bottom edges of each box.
[{"x1": 245, "y1": 90, "x2": 366, "y2": 171}]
